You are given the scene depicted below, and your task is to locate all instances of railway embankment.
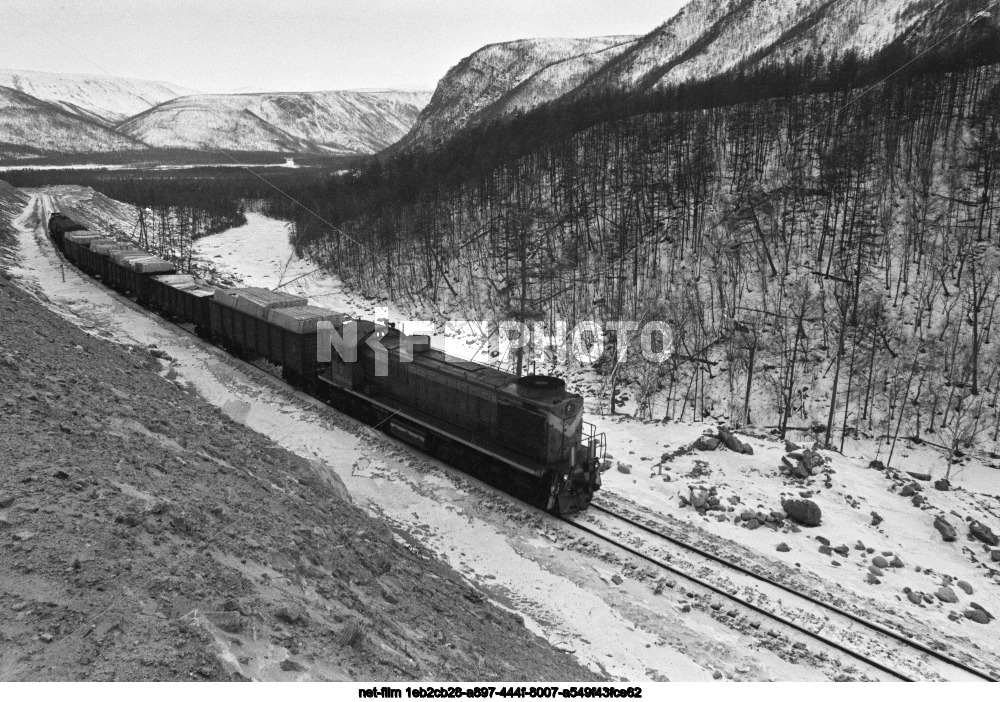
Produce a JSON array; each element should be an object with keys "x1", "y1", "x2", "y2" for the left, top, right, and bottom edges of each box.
[{"x1": 0, "y1": 184, "x2": 598, "y2": 682}]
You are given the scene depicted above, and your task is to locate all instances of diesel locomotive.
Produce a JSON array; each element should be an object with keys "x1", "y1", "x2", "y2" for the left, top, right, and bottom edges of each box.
[{"x1": 47, "y1": 212, "x2": 606, "y2": 514}]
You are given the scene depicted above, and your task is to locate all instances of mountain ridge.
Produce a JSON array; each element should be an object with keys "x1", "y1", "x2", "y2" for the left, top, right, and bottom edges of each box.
[{"x1": 397, "y1": 0, "x2": 1000, "y2": 151}]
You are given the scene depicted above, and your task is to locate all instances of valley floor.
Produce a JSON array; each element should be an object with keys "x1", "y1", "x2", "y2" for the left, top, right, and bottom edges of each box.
[{"x1": 3, "y1": 185, "x2": 1000, "y2": 681}]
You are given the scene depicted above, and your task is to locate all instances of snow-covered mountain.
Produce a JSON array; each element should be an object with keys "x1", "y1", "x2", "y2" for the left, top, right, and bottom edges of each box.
[
  {"x1": 400, "y1": 0, "x2": 1000, "y2": 149},
  {"x1": 118, "y1": 91, "x2": 433, "y2": 155},
  {"x1": 0, "y1": 69, "x2": 195, "y2": 126},
  {"x1": 395, "y1": 37, "x2": 638, "y2": 150},
  {"x1": 579, "y1": 0, "x2": 1000, "y2": 93},
  {"x1": 0, "y1": 86, "x2": 147, "y2": 161}
]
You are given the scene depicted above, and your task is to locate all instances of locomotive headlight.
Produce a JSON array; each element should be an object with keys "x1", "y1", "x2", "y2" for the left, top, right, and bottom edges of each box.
[{"x1": 564, "y1": 402, "x2": 577, "y2": 417}]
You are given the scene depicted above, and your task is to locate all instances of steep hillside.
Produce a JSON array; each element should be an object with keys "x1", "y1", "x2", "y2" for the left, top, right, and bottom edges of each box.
[
  {"x1": 581, "y1": 0, "x2": 1000, "y2": 92},
  {"x1": 118, "y1": 91, "x2": 432, "y2": 155},
  {"x1": 0, "y1": 86, "x2": 147, "y2": 161},
  {"x1": 399, "y1": 0, "x2": 1000, "y2": 149},
  {"x1": 396, "y1": 37, "x2": 637, "y2": 150},
  {"x1": 0, "y1": 69, "x2": 195, "y2": 126}
]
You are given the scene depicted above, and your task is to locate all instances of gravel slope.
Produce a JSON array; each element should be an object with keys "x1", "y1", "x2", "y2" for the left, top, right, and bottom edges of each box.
[{"x1": 0, "y1": 189, "x2": 598, "y2": 682}]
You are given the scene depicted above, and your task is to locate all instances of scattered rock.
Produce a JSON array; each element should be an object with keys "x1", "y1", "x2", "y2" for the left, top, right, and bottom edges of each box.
[
  {"x1": 934, "y1": 478, "x2": 950, "y2": 491},
  {"x1": 0, "y1": 496, "x2": 14, "y2": 509},
  {"x1": 616, "y1": 461, "x2": 632, "y2": 474},
  {"x1": 745, "y1": 518, "x2": 761, "y2": 530},
  {"x1": 906, "y1": 471, "x2": 932, "y2": 482},
  {"x1": 871, "y1": 511, "x2": 884, "y2": 527},
  {"x1": 992, "y1": 550, "x2": 1000, "y2": 563},
  {"x1": 900, "y1": 484, "x2": 916, "y2": 497},
  {"x1": 785, "y1": 440, "x2": 801, "y2": 452},
  {"x1": 53, "y1": 470, "x2": 69, "y2": 480},
  {"x1": 833, "y1": 545, "x2": 850, "y2": 557},
  {"x1": 776, "y1": 543, "x2": 791, "y2": 552},
  {"x1": 693, "y1": 435, "x2": 720, "y2": 451},
  {"x1": 611, "y1": 574, "x2": 623, "y2": 585},
  {"x1": 280, "y1": 659, "x2": 306, "y2": 672},
  {"x1": 965, "y1": 609, "x2": 990, "y2": 625},
  {"x1": 712, "y1": 670, "x2": 723, "y2": 680},
  {"x1": 969, "y1": 520, "x2": 999, "y2": 546},
  {"x1": 869, "y1": 460, "x2": 885, "y2": 470},
  {"x1": 816, "y1": 535, "x2": 831, "y2": 546},
  {"x1": 274, "y1": 605, "x2": 306, "y2": 625},
  {"x1": 866, "y1": 573, "x2": 880, "y2": 585},
  {"x1": 872, "y1": 556, "x2": 889, "y2": 569},
  {"x1": 936, "y1": 586, "x2": 959, "y2": 604},
  {"x1": 39, "y1": 633, "x2": 53, "y2": 643},
  {"x1": 800, "y1": 449, "x2": 825, "y2": 471},
  {"x1": 956, "y1": 580, "x2": 973, "y2": 595},
  {"x1": 819, "y1": 545, "x2": 833, "y2": 556},
  {"x1": 717, "y1": 428, "x2": 753, "y2": 454},
  {"x1": 933, "y1": 515, "x2": 957, "y2": 542},
  {"x1": 782, "y1": 499, "x2": 821, "y2": 527},
  {"x1": 208, "y1": 611, "x2": 243, "y2": 634},
  {"x1": 869, "y1": 565, "x2": 884, "y2": 577},
  {"x1": 890, "y1": 556, "x2": 904, "y2": 568}
]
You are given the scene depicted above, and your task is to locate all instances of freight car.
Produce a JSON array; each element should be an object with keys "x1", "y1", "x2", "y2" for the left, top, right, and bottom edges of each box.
[{"x1": 46, "y1": 212, "x2": 605, "y2": 514}]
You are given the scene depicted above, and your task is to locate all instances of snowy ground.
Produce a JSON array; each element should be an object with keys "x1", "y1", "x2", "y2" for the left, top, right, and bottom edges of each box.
[{"x1": 7, "y1": 192, "x2": 1000, "y2": 680}]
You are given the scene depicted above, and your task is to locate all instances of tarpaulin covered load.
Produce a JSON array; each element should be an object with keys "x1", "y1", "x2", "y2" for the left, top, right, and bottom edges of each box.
[
  {"x1": 213, "y1": 287, "x2": 306, "y2": 321},
  {"x1": 130, "y1": 258, "x2": 175, "y2": 274},
  {"x1": 267, "y1": 305, "x2": 344, "y2": 334},
  {"x1": 64, "y1": 232, "x2": 107, "y2": 246},
  {"x1": 91, "y1": 242, "x2": 129, "y2": 256},
  {"x1": 152, "y1": 274, "x2": 197, "y2": 287},
  {"x1": 111, "y1": 249, "x2": 151, "y2": 264}
]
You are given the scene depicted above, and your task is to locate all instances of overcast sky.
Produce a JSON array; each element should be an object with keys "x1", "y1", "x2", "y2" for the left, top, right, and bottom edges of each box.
[{"x1": 0, "y1": 0, "x2": 686, "y2": 93}]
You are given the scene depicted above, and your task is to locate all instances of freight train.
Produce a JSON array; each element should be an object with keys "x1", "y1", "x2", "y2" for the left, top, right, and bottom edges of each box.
[{"x1": 47, "y1": 212, "x2": 606, "y2": 514}]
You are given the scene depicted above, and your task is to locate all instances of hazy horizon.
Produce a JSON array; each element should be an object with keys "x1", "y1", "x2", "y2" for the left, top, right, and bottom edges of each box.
[{"x1": 0, "y1": 0, "x2": 685, "y2": 94}]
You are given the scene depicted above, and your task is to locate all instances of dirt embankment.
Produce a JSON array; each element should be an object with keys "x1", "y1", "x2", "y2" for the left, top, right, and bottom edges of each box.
[{"x1": 0, "y1": 263, "x2": 598, "y2": 681}]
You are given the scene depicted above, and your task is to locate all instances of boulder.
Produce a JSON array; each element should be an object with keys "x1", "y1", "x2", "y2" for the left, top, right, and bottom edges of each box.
[
  {"x1": 871, "y1": 556, "x2": 889, "y2": 569},
  {"x1": 956, "y1": 580, "x2": 973, "y2": 595},
  {"x1": 969, "y1": 602, "x2": 995, "y2": 621},
  {"x1": 934, "y1": 515, "x2": 957, "y2": 542},
  {"x1": 782, "y1": 499, "x2": 822, "y2": 527},
  {"x1": 935, "y1": 586, "x2": 959, "y2": 604},
  {"x1": 716, "y1": 428, "x2": 748, "y2": 454},
  {"x1": 934, "y1": 478, "x2": 950, "y2": 491},
  {"x1": 906, "y1": 590, "x2": 922, "y2": 605},
  {"x1": 869, "y1": 460, "x2": 885, "y2": 470},
  {"x1": 800, "y1": 449, "x2": 826, "y2": 471},
  {"x1": 776, "y1": 543, "x2": 791, "y2": 552},
  {"x1": 965, "y1": 608, "x2": 990, "y2": 625},
  {"x1": 969, "y1": 520, "x2": 999, "y2": 546},
  {"x1": 694, "y1": 435, "x2": 720, "y2": 451}
]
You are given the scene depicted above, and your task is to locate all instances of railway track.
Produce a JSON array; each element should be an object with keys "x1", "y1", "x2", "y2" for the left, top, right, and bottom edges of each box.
[
  {"x1": 564, "y1": 499, "x2": 998, "y2": 682},
  {"x1": 34, "y1": 200, "x2": 999, "y2": 681}
]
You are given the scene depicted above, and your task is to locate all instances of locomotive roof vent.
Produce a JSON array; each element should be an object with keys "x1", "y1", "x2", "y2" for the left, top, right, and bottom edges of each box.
[{"x1": 515, "y1": 374, "x2": 566, "y2": 399}]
